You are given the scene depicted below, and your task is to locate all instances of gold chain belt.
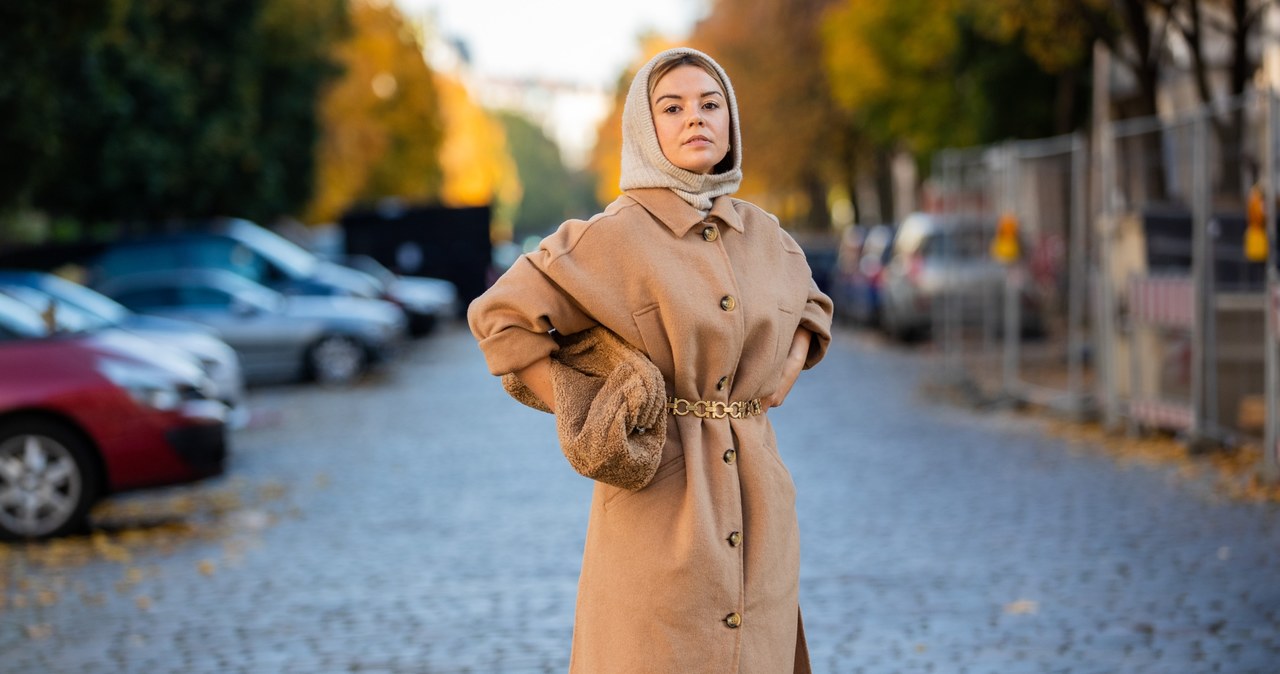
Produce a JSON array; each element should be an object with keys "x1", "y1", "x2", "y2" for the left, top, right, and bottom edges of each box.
[{"x1": 666, "y1": 397, "x2": 764, "y2": 419}]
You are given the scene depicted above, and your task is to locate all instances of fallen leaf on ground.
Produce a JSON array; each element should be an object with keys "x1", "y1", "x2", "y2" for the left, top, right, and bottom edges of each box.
[
  {"x1": 25, "y1": 624, "x2": 52, "y2": 640},
  {"x1": 1004, "y1": 599, "x2": 1039, "y2": 615}
]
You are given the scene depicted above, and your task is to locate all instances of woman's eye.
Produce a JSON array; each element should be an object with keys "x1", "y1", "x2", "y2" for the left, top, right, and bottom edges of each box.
[
  {"x1": 703, "y1": 102, "x2": 720, "y2": 110},
  {"x1": 663, "y1": 105, "x2": 680, "y2": 114}
]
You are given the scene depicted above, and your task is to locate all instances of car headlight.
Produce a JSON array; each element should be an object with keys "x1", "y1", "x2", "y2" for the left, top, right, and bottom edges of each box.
[{"x1": 97, "y1": 359, "x2": 190, "y2": 411}]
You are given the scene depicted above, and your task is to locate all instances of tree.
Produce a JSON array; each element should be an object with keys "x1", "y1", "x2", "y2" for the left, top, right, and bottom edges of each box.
[
  {"x1": 0, "y1": 1, "x2": 107, "y2": 213},
  {"x1": 693, "y1": 0, "x2": 848, "y2": 229},
  {"x1": 432, "y1": 71, "x2": 521, "y2": 241},
  {"x1": 305, "y1": 0, "x2": 444, "y2": 224},
  {"x1": 589, "y1": 34, "x2": 678, "y2": 207},
  {"x1": 497, "y1": 111, "x2": 599, "y2": 242},
  {"x1": 822, "y1": 0, "x2": 1082, "y2": 216},
  {"x1": 1153, "y1": 0, "x2": 1268, "y2": 197},
  {"x1": 1, "y1": 0, "x2": 347, "y2": 229}
]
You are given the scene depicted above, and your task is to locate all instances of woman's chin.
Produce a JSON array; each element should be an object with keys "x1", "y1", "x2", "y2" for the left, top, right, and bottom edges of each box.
[{"x1": 672, "y1": 155, "x2": 723, "y2": 175}]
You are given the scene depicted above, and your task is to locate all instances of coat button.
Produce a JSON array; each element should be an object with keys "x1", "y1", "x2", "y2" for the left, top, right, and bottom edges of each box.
[
  {"x1": 720, "y1": 295, "x2": 736, "y2": 312},
  {"x1": 727, "y1": 531, "x2": 742, "y2": 547},
  {"x1": 702, "y1": 225, "x2": 719, "y2": 242},
  {"x1": 724, "y1": 612, "x2": 742, "y2": 628},
  {"x1": 723, "y1": 449, "x2": 737, "y2": 464},
  {"x1": 716, "y1": 376, "x2": 729, "y2": 391}
]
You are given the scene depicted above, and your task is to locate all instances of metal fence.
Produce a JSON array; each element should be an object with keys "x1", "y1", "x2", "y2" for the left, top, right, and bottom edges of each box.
[
  {"x1": 930, "y1": 134, "x2": 1091, "y2": 418},
  {"x1": 929, "y1": 87, "x2": 1278, "y2": 480}
]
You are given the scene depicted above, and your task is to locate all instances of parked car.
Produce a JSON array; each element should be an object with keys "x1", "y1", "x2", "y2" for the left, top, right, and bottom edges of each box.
[
  {"x1": 340, "y1": 254, "x2": 457, "y2": 336},
  {"x1": 0, "y1": 294, "x2": 228, "y2": 540},
  {"x1": 799, "y1": 240, "x2": 839, "y2": 296},
  {"x1": 87, "y1": 217, "x2": 386, "y2": 301},
  {"x1": 879, "y1": 212, "x2": 1043, "y2": 341},
  {"x1": 831, "y1": 224, "x2": 896, "y2": 326},
  {"x1": 96, "y1": 269, "x2": 406, "y2": 385},
  {"x1": 0, "y1": 271, "x2": 247, "y2": 424}
]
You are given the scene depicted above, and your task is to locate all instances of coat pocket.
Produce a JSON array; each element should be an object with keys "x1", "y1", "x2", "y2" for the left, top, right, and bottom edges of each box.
[{"x1": 631, "y1": 304, "x2": 675, "y2": 384}]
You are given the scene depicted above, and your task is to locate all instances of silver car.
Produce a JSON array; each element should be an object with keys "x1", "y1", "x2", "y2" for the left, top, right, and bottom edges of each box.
[
  {"x1": 0, "y1": 272, "x2": 248, "y2": 425},
  {"x1": 340, "y1": 254, "x2": 457, "y2": 336},
  {"x1": 96, "y1": 269, "x2": 406, "y2": 385},
  {"x1": 880, "y1": 212, "x2": 1042, "y2": 341}
]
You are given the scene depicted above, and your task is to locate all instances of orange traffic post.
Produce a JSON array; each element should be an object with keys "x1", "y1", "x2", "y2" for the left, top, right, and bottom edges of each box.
[
  {"x1": 1247, "y1": 184, "x2": 1269, "y2": 262},
  {"x1": 991, "y1": 211, "x2": 1020, "y2": 263}
]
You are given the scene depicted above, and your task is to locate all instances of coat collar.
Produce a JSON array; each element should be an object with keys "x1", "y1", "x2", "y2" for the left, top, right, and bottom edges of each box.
[{"x1": 626, "y1": 188, "x2": 745, "y2": 238}]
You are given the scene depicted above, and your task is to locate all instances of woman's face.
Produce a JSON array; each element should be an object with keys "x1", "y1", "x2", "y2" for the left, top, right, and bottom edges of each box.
[{"x1": 650, "y1": 65, "x2": 730, "y2": 175}]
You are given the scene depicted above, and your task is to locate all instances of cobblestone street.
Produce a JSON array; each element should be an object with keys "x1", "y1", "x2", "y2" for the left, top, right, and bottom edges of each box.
[{"x1": 2, "y1": 323, "x2": 1279, "y2": 673}]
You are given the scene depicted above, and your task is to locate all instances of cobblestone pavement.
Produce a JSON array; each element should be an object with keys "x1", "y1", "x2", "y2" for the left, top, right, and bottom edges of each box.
[{"x1": 2, "y1": 323, "x2": 1278, "y2": 673}]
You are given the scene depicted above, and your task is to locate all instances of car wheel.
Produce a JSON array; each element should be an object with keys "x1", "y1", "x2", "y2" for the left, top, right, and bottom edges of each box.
[
  {"x1": 308, "y1": 335, "x2": 366, "y2": 385},
  {"x1": 0, "y1": 418, "x2": 100, "y2": 541}
]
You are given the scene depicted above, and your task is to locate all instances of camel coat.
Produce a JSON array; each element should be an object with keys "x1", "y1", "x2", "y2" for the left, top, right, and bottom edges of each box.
[{"x1": 468, "y1": 187, "x2": 833, "y2": 673}]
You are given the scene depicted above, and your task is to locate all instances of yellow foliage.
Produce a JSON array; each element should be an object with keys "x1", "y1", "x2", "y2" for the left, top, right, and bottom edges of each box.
[
  {"x1": 305, "y1": 0, "x2": 444, "y2": 224},
  {"x1": 590, "y1": 35, "x2": 680, "y2": 206},
  {"x1": 434, "y1": 72, "x2": 521, "y2": 223},
  {"x1": 691, "y1": 0, "x2": 849, "y2": 227},
  {"x1": 967, "y1": 0, "x2": 1102, "y2": 74},
  {"x1": 823, "y1": 0, "x2": 960, "y2": 114}
]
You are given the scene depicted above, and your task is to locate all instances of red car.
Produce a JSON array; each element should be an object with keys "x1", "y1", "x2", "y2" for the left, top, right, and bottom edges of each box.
[{"x1": 0, "y1": 294, "x2": 228, "y2": 540}]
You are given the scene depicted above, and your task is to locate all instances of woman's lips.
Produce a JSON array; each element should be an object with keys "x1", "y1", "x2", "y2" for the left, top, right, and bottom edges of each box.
[{"x1": 684, "y1": 135, "x2": 712, "y2": 146}]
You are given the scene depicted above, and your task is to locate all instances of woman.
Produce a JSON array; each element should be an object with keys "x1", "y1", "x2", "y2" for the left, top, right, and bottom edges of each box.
[{"x1": 467, "y1": 47, "x2": 833, "y2": 673}]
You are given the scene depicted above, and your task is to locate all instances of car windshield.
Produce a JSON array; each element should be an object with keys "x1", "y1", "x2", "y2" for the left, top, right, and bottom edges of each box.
[
  {"x1": 347, "y1": 255, "x2": 395, "y2": 284},
  {"x1": 922, "y1": 228, "x2": 990, "y2": 260},
  {"x1": 0, "y1": 286, "x2": 113, "y2": 333},
  {"x1": 229, "y1": 221, "x2": 317, "y2": 278},
  {"x1": 36, "y1": 275, "x2": 129, "y2": 323},
  {"x1": 0, "y1": 293, "x2": 53, "y2": 338}
]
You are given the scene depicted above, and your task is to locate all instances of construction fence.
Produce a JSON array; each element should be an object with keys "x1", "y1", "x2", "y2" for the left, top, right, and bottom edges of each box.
[{"x1": 927, "y1": 88, "x2": 1279, "y2": 481}]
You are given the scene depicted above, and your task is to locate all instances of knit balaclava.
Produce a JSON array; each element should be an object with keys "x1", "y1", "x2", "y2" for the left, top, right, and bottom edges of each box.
[{"x1": 619, "y1": 47, "x2": 743, "y2": 211}]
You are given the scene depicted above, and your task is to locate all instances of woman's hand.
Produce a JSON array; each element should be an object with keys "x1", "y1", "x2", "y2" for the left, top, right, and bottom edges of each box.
[
  {"x1": 514, "y1": 357, "x2": 556, "y2": 413},
  {"x1": 763, "y1": 328, "x2": 812, "y2": 409}
]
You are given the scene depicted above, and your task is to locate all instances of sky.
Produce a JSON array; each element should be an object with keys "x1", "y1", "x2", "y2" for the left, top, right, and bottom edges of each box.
[{"x1": 395, "y1": 0, "x2": 707, "y2": 88}]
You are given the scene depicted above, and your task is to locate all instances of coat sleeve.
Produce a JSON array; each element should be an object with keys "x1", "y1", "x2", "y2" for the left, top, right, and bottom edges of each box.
[
  {"x1": 798, "y1": 275, "x2": 833, "y2": 369},
  {"x1": 776, "y1": 226, "x2": 834, "y2": 370},
  {"x1": 467, "y1": 253, "x2": 598, "y2": 376}
]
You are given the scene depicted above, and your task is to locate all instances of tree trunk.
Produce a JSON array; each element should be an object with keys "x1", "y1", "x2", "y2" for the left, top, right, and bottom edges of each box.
[
  {"x1": 1121, "y1": 0, "x2": 1168, "y2": 202},
  {"x1": 803, "y1": 172, "x2": 830, "y2": 231},
  {"x1": 875, "y1": 146, "x2": 896, "y2": 225}
]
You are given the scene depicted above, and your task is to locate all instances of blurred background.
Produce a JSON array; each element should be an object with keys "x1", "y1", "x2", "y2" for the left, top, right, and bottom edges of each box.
[
  {"x1": 3, "y1": 1, "x2": 1280, "y2": 671},
  {"x1": 5, "y1": 0, "x2": 1280, "y2": 458}
]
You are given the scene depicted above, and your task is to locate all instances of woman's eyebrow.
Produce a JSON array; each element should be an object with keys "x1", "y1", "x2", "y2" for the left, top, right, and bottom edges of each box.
[{"x1": 653, "y1": 91, "x2": 724, "y2": 105}]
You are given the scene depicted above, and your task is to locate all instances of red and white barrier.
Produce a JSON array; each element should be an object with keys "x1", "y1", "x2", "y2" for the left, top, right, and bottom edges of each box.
[
  {"x1": 1129, "y1": 276, "x2": 1195, "y2": 328},
  {"x1": 1130, "y1": 398, "x2": 1194, "y2": 431}
]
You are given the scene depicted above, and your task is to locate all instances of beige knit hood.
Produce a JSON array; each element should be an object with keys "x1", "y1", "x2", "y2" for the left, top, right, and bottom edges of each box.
[{"x1": 619, "y1": 47, "x2": 742, "y2": 211}]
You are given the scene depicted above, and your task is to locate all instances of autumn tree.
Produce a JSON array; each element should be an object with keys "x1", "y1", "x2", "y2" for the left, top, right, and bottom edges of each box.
[
  {"x1": 589, "y1": 34, "x2": 678, "y2": 207},
  {"x1": 1152, "y1": 0, "x2": 1269, "y2": 196},
  {"x1": 692, "y1": 0, "x2": 849, "y2": 229},
  {"x1": 432, "y1": 71, "x2": 521, "y2": 241},
  {"x1": 823, "y1": 0, "x2": 1082, "y2": 218},
  {"x1": 975, "y1": 0, "x2": 1269, "y2": 201},
  {"x1": 305, "y1": 0, "x2": 444, "y2": 224}
]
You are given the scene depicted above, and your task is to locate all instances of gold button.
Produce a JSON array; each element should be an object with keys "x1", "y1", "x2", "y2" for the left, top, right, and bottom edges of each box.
[
  {"x1": 727, "y1": 531, "x2": 742, "y2": 547},
  {"x1": 723, "y1": 449, "x2": 736, "y2": 464},
  {"x1": 720, "y1": 295, "x2": 736, "y2": 312},
  {"x1": 724, "y1": 612, "x2": 742, "y2": 628},
  {"x1": 716, "y1": 376, "x2": 729, "y2": 391},
  {"x1": 702, "y1": 225, "x2": 719, "y2": 242}
]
